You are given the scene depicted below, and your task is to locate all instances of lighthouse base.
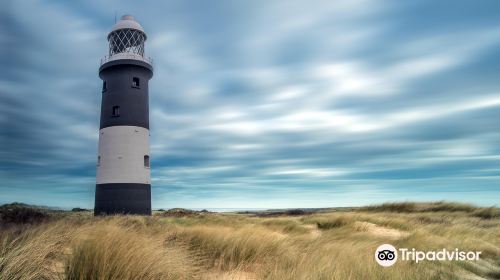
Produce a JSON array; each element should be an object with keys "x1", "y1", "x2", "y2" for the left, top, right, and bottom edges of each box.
[{"x1": 94, "y1": 183, "x2": 151, "y2": 215}]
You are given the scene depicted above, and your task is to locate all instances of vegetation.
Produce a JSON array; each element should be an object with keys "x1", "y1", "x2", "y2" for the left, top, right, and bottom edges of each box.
[
  {"x1": 0, "y1": 202, "x2": 498, "y2": 279},
  {"x1": 70, "y1": 208, "x2": 90, "y2": 213},
  {"x1": 0, "y1": 203, "x2": 50, "y2": 225}
]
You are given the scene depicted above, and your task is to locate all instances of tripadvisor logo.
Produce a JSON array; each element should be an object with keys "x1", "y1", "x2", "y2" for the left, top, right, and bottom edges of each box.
[
  {"x1": 375, "y1": 244, "x2": 481, "y2": 267},
  {"x1": 375, "y1": 244, "x2": 398, "y2": 267}
]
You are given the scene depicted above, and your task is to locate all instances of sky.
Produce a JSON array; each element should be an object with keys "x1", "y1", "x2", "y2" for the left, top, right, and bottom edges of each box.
[{"x1": 1, "y1": 0, "x2": 500, "y2": 209}]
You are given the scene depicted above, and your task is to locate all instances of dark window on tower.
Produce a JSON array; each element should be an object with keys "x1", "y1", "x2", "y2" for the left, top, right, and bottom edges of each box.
[
  {"x1": 97, "y1": 156, "x2": 101, "y2": 166},
  {"x1": 132, "y1": 77, "x2": 140, "y2": 88},
  {"x1": 112, "y1": 106, "x2": 120, "y2": 117},
  {"x1": 102, "y1": 81, "x2": 107, "y2": 92},
  {"x1": 144, "y1": 155, "x2": 150, "y2": 167}
]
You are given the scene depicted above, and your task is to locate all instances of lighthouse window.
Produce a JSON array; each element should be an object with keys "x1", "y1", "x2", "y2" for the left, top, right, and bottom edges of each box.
[
  {"x1": 112, "y1": 106, "x2": 120, "y2": 117},
  {"x1": 97, "y1": 156, "x2": 101, "y2": 166},
  {"x1": 144, "y1": 155, "x2": 150, "y2": 167},
  {"x1": 132, "y1": 77, "x2": 140, "y2": 88},
  {"x1": 102, "y1": 81, "x2": 107, "y2": 92}
]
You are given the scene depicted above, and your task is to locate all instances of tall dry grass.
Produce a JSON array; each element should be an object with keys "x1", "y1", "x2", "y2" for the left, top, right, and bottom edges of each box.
[
  {"x1": 0, "y1": 202, "x2": 498, "y2": 280},
  {"x1": 65, "y1": 224, "x2": 193, "y2": 280}
]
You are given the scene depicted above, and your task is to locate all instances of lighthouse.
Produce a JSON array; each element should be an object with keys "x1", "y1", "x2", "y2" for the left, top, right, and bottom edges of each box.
[{"x1": 95, "y1": 15, "x2": 153, "y2": 215}]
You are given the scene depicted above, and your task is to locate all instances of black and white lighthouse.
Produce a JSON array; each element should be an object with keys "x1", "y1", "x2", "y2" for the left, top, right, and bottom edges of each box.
[{"x1": 95, "y1": 15, "x2": 153, "y2": 215}]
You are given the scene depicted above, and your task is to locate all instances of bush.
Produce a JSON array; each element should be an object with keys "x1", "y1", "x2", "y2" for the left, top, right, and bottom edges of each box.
[
  {"x1": 427, "y1": 201, "x2": 476, "y2": 212},
  {"x1": 157, "y1": 208, "x2": 200, "y2": 217},
  {"x1": 71, "y1": 208, "x2": 90, "y2": 212},
  {"x1": 361, "y1": 201, "x2": 483, "y2": 213},
  {"x1": 361, "y1": 202, "x2": 417, "y2": 213},
  {"x1": 0, "y1": 203, "x2": 49, "y2": 224},
  {"x1": 316, "y1": 217, "x2": 350, "y2": 229},
  {"x1": 472, "y1": 207, "x2": 500, "y2": 219},
  {"x1": 256, "y1": 209, "x2": 309, "y2": 217},
  {"x1": 285, "y1": 209, "x2": 306, "y2": 216}
]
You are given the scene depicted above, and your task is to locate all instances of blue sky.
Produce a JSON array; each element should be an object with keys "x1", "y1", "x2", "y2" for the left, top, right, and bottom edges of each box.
[{"x1": 1, "y1": 0, "x2": 500, "y2": 209}]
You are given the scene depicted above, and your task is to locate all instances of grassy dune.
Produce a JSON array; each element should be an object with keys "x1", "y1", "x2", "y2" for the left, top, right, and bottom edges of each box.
[{"x1": 0, "y1": 202, "x2": 499, "y2": 279}]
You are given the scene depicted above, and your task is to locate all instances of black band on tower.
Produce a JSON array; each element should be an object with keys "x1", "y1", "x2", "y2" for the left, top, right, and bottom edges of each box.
[
  {"x1": 99, "y1": 62, "x2": 153, "y2": 130},
  {"x1": 95, "y1": 183, "x2": 151, "y2": 215}
]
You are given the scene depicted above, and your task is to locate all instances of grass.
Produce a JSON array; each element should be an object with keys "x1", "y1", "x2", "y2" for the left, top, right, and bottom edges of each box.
[
  {"x1": 360, "y1": 201, "x2": 480, "y2": 213},
  {"x1": 66, "y1": 223, "x2": 193, "y2": 280},
  {"x1": 0, "y1": 201, "x2": 498, "y2": 280},
  {"x1": 314, "y1": 216, "x2": 352, "y2": 229}
]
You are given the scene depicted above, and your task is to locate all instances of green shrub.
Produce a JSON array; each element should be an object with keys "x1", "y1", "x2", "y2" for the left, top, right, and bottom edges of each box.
[
  {"x1": 0, "y1": 203, "x2": 49, "y2": 224},
  {"x1": 361, "y1": 202, "x2": 417, "y2": 213},
  {"x1": 427, "y1": 201, "x2": 476, "y2": 212},
  {"x1": 316, "y1": 217, "x2": 350, "y2": 229},
  {"x1": 472, "y1": 207, "x2": 500, "y2": 219}
]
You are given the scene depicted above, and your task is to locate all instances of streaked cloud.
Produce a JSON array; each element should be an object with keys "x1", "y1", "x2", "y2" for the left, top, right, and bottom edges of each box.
[{"x1": 1, "y1": 0, "x2": 500, "y2": 208}]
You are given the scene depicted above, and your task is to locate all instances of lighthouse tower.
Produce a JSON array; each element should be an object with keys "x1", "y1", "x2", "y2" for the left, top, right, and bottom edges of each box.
[{"x1": 95, "y1": 15, "x2": 153, "y2": 215}]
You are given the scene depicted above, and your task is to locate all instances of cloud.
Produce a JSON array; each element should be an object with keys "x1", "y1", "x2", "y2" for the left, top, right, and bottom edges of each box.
[{"x1": 1, "y1": 0, "x2": 500, "y2": 208}]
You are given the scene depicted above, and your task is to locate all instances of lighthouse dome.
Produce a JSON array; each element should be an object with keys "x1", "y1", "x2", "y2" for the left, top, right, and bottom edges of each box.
[
  {"x1": 109, "y1": 15, "x2": 146, "y2": 35},
  {"x1": 104, "y1": 14, "x2": 150, "y2": 62},
  {"x1": 100, "y1": 15, "x2": 152, "y2": 67}
]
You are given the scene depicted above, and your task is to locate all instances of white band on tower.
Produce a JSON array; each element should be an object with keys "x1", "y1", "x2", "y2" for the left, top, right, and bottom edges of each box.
[{"x1": 96, "y1": 126, "x2": 150, "y2": 184}]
